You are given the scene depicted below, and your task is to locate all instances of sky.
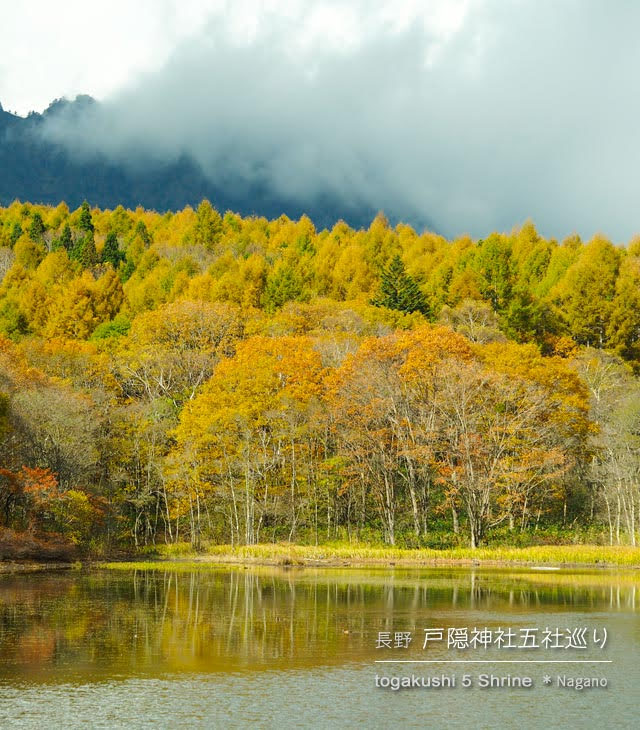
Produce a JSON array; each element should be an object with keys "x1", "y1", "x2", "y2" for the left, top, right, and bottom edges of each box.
[{"x1": 1, "y1": 0, "x2": 639, "y2": 241}]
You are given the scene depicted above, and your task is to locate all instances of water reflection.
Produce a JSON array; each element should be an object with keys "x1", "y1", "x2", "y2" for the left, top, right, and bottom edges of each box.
[{"x1": 0, "y1": 567, "x2": 636, "y2": 682}]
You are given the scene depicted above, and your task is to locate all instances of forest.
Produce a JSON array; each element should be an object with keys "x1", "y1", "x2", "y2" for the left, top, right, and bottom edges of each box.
[{"x1": 1, "y1": 199, "x2": 640, "y2": 555}]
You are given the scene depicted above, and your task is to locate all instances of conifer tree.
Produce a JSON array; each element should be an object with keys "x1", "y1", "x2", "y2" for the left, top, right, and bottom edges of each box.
[
  {"x1": 60, "y1": 223, "x2": 72, "y2": 252},
  {"x1": 78, "y1": 200, "x2": 94, "y2": 234},
  {"x1": 134, "y1": 220, "x2": 151, "y2": 246},
  {"x1": 70, "y1": 229, "x2": 98, "y2": 267},
  {"x1": 28, "y1": 212, "x2": 45, "y2": 243},
  {"x1": 79, "y1": 233, "x2": 98, "y2": 268},
  {"x1": 262, "y1": 262, "x2": 303, "y2": 312},
  {"x1": 371, "y1": 255, "x2": 430, "y2": 316},
  {"x1": 119, "y1": 257, "x2": 135, "y2": 282},
  {"x1": 101, "y1": 231, "x2": 124, "y2": 268},
  {"x1": 52, "y1": 223, "x2": 73, "y2": 253},
  {"x1": 9, "y1": 222, "x2": 22, "y2": 246}
]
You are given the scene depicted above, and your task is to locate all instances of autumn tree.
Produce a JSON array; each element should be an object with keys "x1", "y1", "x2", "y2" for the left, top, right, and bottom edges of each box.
[
  {"x1": 193, "y1": 200, "x2": 222, "y2": 250},
  {"x1": 551, "y1": 236, "x2": 620, "y2": 347},
  {"x1": 0, "y1": 201, "x2": 638, "y2": 552},
  {"x1": 172, "y1": 336, "x2": 325, "y2": 546},
  {"x1": 575, "y1": 349, "x2": 640, "y2": 544},
  {"x1": 328, "y1": 326, "x2": 473, "y2": 543},
  {"x1": 108, "y1": 300, "x2": 244, "y2": 546}
]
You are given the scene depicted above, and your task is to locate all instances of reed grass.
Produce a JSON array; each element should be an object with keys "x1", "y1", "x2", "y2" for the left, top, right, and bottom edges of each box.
[{"x1": 100, "y1": 542, "x2": 640, "y2": 569}]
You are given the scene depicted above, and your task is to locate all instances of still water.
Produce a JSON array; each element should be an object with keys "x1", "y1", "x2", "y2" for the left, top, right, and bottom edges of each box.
[{"x1": 0, "y1": 566, "x2": 637, "y2": 729}]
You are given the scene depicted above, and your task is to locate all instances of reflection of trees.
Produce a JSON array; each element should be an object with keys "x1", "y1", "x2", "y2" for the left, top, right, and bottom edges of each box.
[{"x1": 0, "y1": 568, "x2": 636, "y2": 680}]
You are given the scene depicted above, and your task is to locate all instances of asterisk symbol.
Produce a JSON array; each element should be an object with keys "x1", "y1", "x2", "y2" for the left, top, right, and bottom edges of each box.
[{"x1": 543, "y1": 675, "x2": 552, "y2": 685}]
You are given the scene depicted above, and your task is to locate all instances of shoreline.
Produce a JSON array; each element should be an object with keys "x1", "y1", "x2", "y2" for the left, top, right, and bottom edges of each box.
[
  {"x1": 101, "y1": 543, "x2": 640, "y2": 570},
  {"x1": 99, "y1": 557, "x2": 640, "y2": 571},
  {"x1": 4, "y1": 545, "x2": 640, "y2": 572},
  {"x1": 0, "y1": 561, "x2": 76, "y2": 574}
]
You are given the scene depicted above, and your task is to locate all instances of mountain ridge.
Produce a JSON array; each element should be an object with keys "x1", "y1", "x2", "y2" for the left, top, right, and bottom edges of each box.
[{"x1": 0, "y1": 95, "x2": 411, "y2": 231}]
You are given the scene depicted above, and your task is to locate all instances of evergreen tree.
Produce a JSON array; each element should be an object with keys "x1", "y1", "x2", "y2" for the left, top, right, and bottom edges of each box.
[
  {"x1": 70, "y1": 236, "x2": 82, "y2": 262},
  {"x1": 52, "y1": 223, "x2": 73, "y2": 253},
  {"x1": 262, "y1": 262, "x2": 303, "y2": 312},
  {"x1": 101, "y1": 231, "x2": 124, "y2": 268},
  {"x1": 134, "y1": 220, "x2": 151, "y2": 246},
  {"x1": 70, "y1": 230, "x2": 98, "y2": 267},
  {"x1": 371, "y1": 255, "x2": 430, "y2": 316},
  {"x1": 60, "y1": 223, "x2": 72, "y2": 252},
  {"x1": 120, "y1": 257, "x2": 135, "y2": 282},
  {"x1": 29, "y1": 212, "x2": 45, "y2": 242},
  {"x1": 9, "y1": 222, "x2": 22, "y2": 246},
  {"x1": 78, "y1": 200, "x2": 94, "y2": 234},
  {"x1": 79, "y1": 233, "x2": 98, "y2": 268}
]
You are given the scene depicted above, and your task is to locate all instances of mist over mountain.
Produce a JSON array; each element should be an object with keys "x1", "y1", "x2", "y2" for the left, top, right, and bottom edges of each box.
[
  {"x1": 4, "y1": 2, "x2": 640, "y2": 239},
  {"x1": 0, "y1": 96, "x2": 389, "y2": 230}
]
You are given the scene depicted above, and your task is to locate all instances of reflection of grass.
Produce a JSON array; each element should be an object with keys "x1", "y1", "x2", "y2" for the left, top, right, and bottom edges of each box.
[
  {"x1": 99, "y1": 560, "x2": 224, "y2": 572},
  {"x1": 103, "y1": 542, "x2": 640, "y2": 568}
]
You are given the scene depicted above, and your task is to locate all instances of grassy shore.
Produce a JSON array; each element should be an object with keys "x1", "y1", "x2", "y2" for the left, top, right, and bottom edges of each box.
[{"x1": 100, "y1": 542, "x2": 640, "y2": 570}]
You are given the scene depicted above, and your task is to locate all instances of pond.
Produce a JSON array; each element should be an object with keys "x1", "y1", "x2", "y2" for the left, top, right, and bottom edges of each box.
[{"x1": 0, "y1": 566, "x2": 636, "y2": 728}]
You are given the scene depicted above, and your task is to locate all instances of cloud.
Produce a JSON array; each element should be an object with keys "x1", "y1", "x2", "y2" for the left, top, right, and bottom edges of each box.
[
  {"x1": 0, "y1": 0, "x2": 219, "y2": 116},
  {"x1": 36, "y1": 0, "x2": 640, "y2": 240}
]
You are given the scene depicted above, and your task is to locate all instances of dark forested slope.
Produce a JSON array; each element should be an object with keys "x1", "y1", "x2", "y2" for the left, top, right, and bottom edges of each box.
[{"x1": 0, "y1": 97, "x2": 383, "y2": 230}]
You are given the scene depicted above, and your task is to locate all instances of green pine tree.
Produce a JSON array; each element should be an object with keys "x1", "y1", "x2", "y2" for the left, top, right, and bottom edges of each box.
[
  {"x1": 52, "y1": 223, "x2": 73, "y2": 253},
  {"x1": 120, "y1": 257, "x2": 135, "y2": 282},
  {"x1": 80, "y1": 233, "x2": 98, "y2": 268},
  {"x1": 71, "y1": 231, "x2": 98, "y2": 267},
  {"x1": 60, "y1": 223, "x2": 72, "y2": 252},
  {"x1": 70, "y1": 236, "x2": 82, "y2": 262},
  {"x1": 134, "y1": 220, "x2": 151, "y2": 246},
  {"x1": 78, "y1": 200, "x2": 94, "y2": 234},
  {"x1": 262, "y1": 262, "x2": 303, "y2": 312},
  {"x1": 371, "y1": 255, "x2": 430, "y2": 316},
  {"x1": 9, "y1": 222, "x2": 22, "y2": 246},
  {"x1": 29, "y1": 212, "x2": 45, "y2": 242},
  {"x1": 101, "y1": 231, "x2": 124, "y2": 268}
]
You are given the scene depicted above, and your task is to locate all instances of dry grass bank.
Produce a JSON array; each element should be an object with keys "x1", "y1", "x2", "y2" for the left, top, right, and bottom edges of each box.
[{"x1": 102, "y1": 542, "x2": 640, "y2": 569}]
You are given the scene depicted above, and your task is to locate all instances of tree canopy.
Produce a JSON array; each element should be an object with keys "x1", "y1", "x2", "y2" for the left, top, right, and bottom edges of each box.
[{"x1": 1, "y1": 200, "x2": 640, "y2": 552}]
